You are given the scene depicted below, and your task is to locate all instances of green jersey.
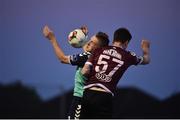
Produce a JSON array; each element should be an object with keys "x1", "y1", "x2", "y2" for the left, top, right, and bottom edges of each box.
[
  {"x1": 73, "y1": 67, "x2": 87, "y2": 97},
  {"x1": 69, "y1": 52, "x2": 91, "y2": 97}
]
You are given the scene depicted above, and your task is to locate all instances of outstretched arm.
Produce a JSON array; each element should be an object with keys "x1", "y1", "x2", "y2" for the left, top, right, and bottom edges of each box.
[
  {"x1": 141, "y1": 40, "x2": 150, "y2": 65},
  {"x1": 42, "y1": 25, "x2": 69, "y2": 64}
]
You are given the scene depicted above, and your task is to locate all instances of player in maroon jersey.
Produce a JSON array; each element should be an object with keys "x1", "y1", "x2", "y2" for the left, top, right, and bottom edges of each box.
[{"x1": 80, "y1": 28, "x2": 150, "y2": 118}]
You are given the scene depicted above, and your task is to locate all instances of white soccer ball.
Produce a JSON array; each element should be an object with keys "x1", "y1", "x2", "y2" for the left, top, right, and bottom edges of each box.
[{"x1": 68, "y1": 29, "x2": 88, "y2": 48}]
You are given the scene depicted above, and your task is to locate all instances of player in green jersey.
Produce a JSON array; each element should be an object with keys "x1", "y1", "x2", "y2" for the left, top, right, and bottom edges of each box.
[{"x1": 43, "y1": 25, "x2": 109, "y2": 119}]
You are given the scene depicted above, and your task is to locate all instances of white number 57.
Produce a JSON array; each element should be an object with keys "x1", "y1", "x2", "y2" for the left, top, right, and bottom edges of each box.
[{"x1": 95, "y1": 54, "x2": 124, "y2": 77}]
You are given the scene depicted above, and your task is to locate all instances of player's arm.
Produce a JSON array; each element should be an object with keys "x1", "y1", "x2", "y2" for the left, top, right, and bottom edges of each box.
[
  {"x1": 81, "y1": 62, "x2": 92, "y2": 77},
  {"x1": 42, "y1": 25, "x2": 69, "y2": 64},
  {"x1": 140, "y1": 40, "x2": 150, "y2": 65},
  {"x1": 81, "y1": 50, "x2": 95, "y2": 77}
]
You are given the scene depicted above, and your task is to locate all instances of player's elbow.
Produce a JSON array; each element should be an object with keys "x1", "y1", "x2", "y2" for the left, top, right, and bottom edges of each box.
[
  {"x1": 60, "y1": 59, "x2": 66, "y2": 64},
  {"x1": 143, "y1": 60, "x2": 150, "y2": 65},
  {"x1": 58, "y1": 56, "x2": 69, "y2": 64},
  {"x1": 142, "y1": 57, "x2": 150, "y2": 65}
]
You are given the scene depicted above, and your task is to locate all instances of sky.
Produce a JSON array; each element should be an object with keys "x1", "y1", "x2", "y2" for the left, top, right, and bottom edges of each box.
[{"x1": 0, "y1": 0, "x2": 180, "y2": 100}]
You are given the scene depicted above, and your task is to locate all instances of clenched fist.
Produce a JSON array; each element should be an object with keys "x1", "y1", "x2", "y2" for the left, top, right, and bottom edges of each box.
[
  {"x1": 141, "y1": 40, "x2": 150, "y2": 54},
  {"x1": 43, "y1": 25, "x2": 55, "y2": 40}
]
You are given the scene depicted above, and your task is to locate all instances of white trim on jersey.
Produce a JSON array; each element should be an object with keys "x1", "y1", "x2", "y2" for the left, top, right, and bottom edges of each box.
[
  {"x1": 85, "y1": 61, "x2": 93, "y2": 66},
  {"x1": 84, "y1": 83, "x2": 114, "y2": 96},
  {"x1": 67, "y1": 55, "x2": 71, "y2": 64},
  {"x1": 138, "y1": 56, "x2": 144, "y2": 65}
]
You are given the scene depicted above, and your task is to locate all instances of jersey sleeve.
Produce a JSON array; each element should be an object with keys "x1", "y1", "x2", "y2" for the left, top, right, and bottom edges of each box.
[
  {"x1": 69, "y1": 52, "x2": 91, "y2": 67},
  {"x1": 129, "y1": 51, "x2": 143, "y2": 65}
]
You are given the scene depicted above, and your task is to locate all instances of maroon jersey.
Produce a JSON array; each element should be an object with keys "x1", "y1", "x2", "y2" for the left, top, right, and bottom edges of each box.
[{"x1": 84, "y1": 46, "x2": 143, "y2": 95}]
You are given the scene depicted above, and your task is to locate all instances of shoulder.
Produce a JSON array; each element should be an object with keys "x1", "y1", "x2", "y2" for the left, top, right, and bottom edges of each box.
[
  {"x1": 69, "y1": 51, "x2": 91, "y2": 66},
  {"x1": 70, "y1": 51, "x2": 91, "y2": 59},
  {"x1": 79, "y1": 51, "x2": 91, "y2": 57}
]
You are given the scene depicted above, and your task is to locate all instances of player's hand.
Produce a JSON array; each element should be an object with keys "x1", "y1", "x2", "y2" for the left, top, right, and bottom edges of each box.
[
  {"x1": 43, "y1": 25, "x2": 55, "y2": 40},
  {"x1": 80, "y1": 25, "x2": 88, "y2": 36},
  {"x1": 141, "y1": 40, "x2": 150, "y2": 54}
]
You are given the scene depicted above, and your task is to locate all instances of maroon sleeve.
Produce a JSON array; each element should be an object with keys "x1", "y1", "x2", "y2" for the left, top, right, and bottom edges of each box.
[{"x1": 129, "y1": 51, "x2": 143, "y2": 65}]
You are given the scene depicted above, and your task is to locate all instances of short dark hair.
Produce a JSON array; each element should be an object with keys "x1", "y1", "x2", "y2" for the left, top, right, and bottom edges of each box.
[
  {"x1": 113, "y1": 28, "x2": 132, "y2": 43},
  {"x1": 96, "y1": 32, "x2": 109, "y2": 47}
]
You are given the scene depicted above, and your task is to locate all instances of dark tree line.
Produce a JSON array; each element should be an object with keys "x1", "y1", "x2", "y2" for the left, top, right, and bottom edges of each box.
[{"x1": 0, "y1": 81, "x2": 179, "y2": 118}]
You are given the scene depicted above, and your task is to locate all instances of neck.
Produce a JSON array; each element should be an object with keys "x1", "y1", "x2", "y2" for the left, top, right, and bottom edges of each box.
[{"x1": 112, "y1": 41, "x2": 126, "y2": 49}]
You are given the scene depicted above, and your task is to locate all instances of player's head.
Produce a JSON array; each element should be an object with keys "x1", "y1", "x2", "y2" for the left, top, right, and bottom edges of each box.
[
  {"x1": 83, "y1": 32, "x2": 109, "y2": 52},
  {"x1": 113, "y1": 28, "x2": 132, "y2": 49}
]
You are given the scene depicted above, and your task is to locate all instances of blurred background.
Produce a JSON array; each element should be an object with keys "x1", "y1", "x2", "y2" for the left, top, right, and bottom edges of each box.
[{"x1": 0, "y1": 0, "x2": 179, "y2": 118}]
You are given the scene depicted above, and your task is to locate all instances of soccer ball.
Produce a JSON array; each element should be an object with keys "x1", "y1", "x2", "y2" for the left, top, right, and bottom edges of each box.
[{"x1": 68, "y1": 29, "x2": 88, "y2": 48}]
